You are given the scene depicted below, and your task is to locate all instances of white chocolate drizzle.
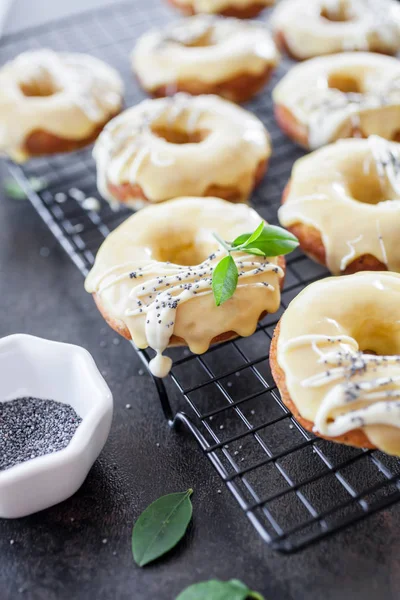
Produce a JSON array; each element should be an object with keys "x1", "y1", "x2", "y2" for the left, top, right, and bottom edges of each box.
[
  {"x1": 93, "y1": 249, "x2": 283, "y2": 377},
  {"x1": 278, "y1": 137, "x2": 400, "y2": 274},
  {"x1": 93, "y1": 94, "x2": 270, "y2": 206},
  {"x1": 286, "y1": 336, "x2": 400, "y2": 437},
  {"x1": 132, "y1": 14, "x2": 279, "y2": 92},
  {"x1": 276, "y1": 272, "x2": 400, "y2": 456},
  {"x1": 273, "y1": 53, "x2": 400, "y2": 149},
  {"x1": 271, "y1": 0, "x2": 400, "y2": 60},
  {"x1": 0, "y1": 49, "x2": 123, "y2": 162},
  {"x1": 169, "y1": 0, "x2": 273, "y2": 15}
]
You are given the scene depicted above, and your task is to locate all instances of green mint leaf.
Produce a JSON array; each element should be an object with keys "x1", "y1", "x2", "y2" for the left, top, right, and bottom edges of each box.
[
  {"x1": 231, "y1": 232, "x2": 252, "y2": 248},
  {"x1": 132, "y1": 489, "x2": 193, "y2": 567},
  {"x1": 233, "y1": 224, "x2": 298, "y2": 257},
  {"x1": 212, "y1": 254, "x2": 238, "y2": 306},
  {"x1": 176, "y1": 579, "x2": 265, "y2": 600},
  {"x1": 3, "y1": 176, "x2": 47, "y2": 200},
  {"x1": 241, "y1": 247, "x2": 265, "y2": 256},
  {"x1": 232, "y1": 221, "x2": 264, "y2": 249}
]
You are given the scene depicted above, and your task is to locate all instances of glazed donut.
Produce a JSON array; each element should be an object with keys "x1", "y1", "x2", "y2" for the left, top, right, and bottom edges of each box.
[
  {"x1": 94, "y1": 93, "x2": 270, "y2": 209},
  {"x1": 167, "y1": 0, "x2": 274, "y2": 19},
  {"x1": 271, "y1": 0, "x2": 400, "y2": 60},
  {"x1": 273, "y1": 53, "x2": 400, "y2": 150},
  {"x1": 132, "y1": 15, "x2": 279, "y2": 104},
  {"x1": 279, "y1": 136, "x2": 400, "y2": 275},
  {"x1": 0, "y1": 49, "x2": 123, "y2": 162},
  {"x1": 270, "y1": 272, "x2": 400, "y2": 457},
  {"x1": 85, "y1": 197, "x2": 285, "y2": 377}
]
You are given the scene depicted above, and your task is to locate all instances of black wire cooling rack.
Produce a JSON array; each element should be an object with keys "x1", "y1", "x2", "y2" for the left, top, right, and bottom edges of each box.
[{"x1": 3, "y1": 0, "x2": 400, "y2": 554}]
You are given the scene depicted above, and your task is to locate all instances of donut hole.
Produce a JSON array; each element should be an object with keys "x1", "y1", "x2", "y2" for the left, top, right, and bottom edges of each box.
[
  {"x1": 346, "y1": 173, "x2": 391, "y2": 204},
  {"x1": 19, "y1": 78, "x2": 61, "y2": 98},
  {"x1": 154, "y1": 238, "x2": 215, "y2": 266},
  {"x1": 328, "y1": 73, "x2": 362, "y2": 94},
  {"x1": 320, "y1": 2, "x2": 354, "y2": 22},
  {"x1": 356, "y1": 322, "x2": 400, "y2": 356},
  {"x1": 151, "y1": 125, "x2": 209, "y2": 144},
  {"x1": 178, "y1": 31, "x2": 215, "y2": 47}
]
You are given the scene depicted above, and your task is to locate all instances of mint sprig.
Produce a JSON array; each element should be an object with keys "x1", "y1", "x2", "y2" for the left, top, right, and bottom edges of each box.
[{"x1": 212, "y1": 222, "x2": 298, "y2": 306}]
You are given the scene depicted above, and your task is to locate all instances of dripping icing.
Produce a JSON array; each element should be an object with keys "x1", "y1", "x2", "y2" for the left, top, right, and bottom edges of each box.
[{"x1": 94, "y1": 248, "x2": 284, "y2": 377}]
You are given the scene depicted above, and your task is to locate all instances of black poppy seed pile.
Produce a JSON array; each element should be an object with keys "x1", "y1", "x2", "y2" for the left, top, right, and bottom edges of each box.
[{"x1": 0, "y1": 397, "x2": 82, "y2": 471}]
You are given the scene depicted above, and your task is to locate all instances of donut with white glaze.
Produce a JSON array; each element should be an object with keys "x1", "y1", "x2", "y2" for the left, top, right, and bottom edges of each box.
[
  {"x1": 93, "y1": 94, "x2": 271, "y2": 209},
  {"x1": 167, "y1": 0, "x2": 274, "y2": 19},
  {"x1": 279, "y1": 136, "x2": 400, "y2": 274},
  {"x1": 272, "y1": 0, "x2": 400, "y2": 60},
  {"x1": 132, "y1": 15, "x2": 279, "y2": 103},
  {"x1": 273, "y1": 53, "x2": 400, "y2": 150},
  {"x1": 0, "y1": 49, "x2": 123, "y2": 162},
  {"x1": 271, "y1": 272, "x2": 400, "y2": 457},
  {"x1": 85, "y1": 197, "x2": 285, "y2": 378}
]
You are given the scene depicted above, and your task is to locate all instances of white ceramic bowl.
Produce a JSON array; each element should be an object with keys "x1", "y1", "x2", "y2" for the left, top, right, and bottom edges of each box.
[{"x1": 0, "y1": 334, "x2": 113, "y2": 518}]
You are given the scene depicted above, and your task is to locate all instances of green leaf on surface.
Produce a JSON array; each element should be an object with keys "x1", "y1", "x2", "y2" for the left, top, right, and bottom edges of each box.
[
  {"x1": 3, "y1": 177, "x2": 47, "y2": 200},
  {"x1": 132, "y1": 489, "x2": 193, "y2": 567},
  {"x1": 176, "y1": 579, "x2": 265, "y2": 600},
  {"x1": 212, "y1": 254, "x2": 239, "y2": 306}
]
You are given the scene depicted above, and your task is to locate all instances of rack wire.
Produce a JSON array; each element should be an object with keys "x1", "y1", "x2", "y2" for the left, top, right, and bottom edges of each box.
[{"x1": 3, "y1": 0, "x2": 400, "y2": 554}]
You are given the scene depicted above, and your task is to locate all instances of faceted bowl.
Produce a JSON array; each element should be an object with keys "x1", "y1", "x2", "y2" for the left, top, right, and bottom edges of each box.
[{"x1": 0, "y1": 334, "x2": 113, "y2": 518}]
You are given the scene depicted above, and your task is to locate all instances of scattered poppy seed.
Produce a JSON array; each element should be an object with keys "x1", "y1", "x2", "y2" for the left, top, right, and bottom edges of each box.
[{"x1": 39, "y1": 247, "x2": 50, "y2": 258}]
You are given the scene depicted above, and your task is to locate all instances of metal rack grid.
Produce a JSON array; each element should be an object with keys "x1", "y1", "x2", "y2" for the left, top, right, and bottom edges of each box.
[{"x1": 3, "y1": 0, "x2": 400, "y2": 554}]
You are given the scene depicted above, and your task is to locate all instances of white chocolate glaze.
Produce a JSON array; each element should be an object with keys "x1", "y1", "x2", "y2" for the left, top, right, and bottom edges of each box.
[
  {"x1": 271, "y1": 0, "x2": 400, "y2": 59},
  {"x1": 172, "y1": 0, "x2": 274, "y2": 15},
  {"x1": 277, "y1": 272, "x2": 400, "y2": 456},
  {"x1": 85, "y1": 197, "x2": 284, "y2": 377},
  {"x1": 0, "y1": 49, "x2": 124, "y2": 162},
  {"x1": 278, "y1": 137, "x2": 400, "y2": 274},
  {"x1": 273, "y1": 53, "x2": 400, "y2": 149},
  {"x1": 93, "y1": 93, "x2": 270, "y2": 206},
  {"x1": 132, "y1": 15, "x2": 279, "y2": 91}
]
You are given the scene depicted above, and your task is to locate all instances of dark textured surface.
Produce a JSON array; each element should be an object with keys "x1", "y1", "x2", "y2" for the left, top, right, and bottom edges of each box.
[
  {"x1": 1, "y1": 1, "x2": 400, "y2": 598},
  {"x1": 1, "y1": 166, "x2": 400, "y2": 598}
]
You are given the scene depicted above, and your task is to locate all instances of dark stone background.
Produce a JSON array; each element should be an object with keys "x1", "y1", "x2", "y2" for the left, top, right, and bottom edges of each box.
[{"x1": 1, "y1": 164, "x2": 400, "y2": 600}]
